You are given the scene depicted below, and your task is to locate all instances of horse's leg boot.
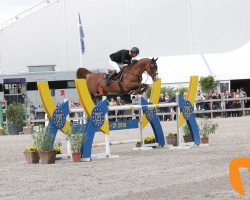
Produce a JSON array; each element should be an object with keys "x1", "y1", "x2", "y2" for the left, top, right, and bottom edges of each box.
[{"x1": 104, "y1": 71, "x2": 117, "y2": 86}]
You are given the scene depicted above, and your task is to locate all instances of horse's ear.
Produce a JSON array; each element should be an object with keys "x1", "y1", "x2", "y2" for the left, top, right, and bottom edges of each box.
[
  {"x1": 155, "y1": 57, "x2": 158, "y2": 62},
  {"x1": 151, "y1": 57, "x2": 155, "y2": 62}
]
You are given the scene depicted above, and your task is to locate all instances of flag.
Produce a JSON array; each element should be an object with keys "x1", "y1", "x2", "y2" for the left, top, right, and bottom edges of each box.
[
  {"x1": 78, "y1": 12, "x2": 85, "y2": 54},
  {"x1": 60, "y1": 90, "x2": 65, "y2": 96}
]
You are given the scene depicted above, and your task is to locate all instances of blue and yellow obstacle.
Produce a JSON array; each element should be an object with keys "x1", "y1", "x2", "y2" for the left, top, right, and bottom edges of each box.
[{"x1": 37, "y1": 76, "x2": 201, "y2": 161}]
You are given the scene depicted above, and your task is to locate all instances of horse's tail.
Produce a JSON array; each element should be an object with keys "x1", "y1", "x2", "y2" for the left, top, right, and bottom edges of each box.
[{"x1": 76, "y1": 67, "x2": 92, "y2": 79}]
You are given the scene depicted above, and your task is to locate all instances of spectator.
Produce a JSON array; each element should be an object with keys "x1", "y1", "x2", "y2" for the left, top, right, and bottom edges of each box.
[
  {"x1": 132, "y1": 95, "x2": 139, "y2": 105},
  {"x1": 30, "y1": 102, "x2": 37, "y2": 120},
  {"x1": 116, "y1": 96, "x2": 125, "y2": 105},
  {"x1": 116, "y1": 96, "x2": 125, "y2": 120},
  {"x1": 240, "y1": 87, "x2": 247, "y2": 98},
  {"x1": 211, "y1": 90, "x2": 221, "y2": 110},
  {"x1": 158, "y1": 93, "x2": 165, "y2": 121},
  {"x1": 69, "y1": 97, "x2": 74, "y2": 107},
  {"x1": 225, "y1": 91, "x2": 233, "y2": 117},
  {"x1": 109, "y1": 98, "x2": 117, "y2": 106},
  {"x1": 159, "y1": 93, "x2": 165, "y2": 103},
  {"x1": 240, "y1": 87, "x2": 247, "y2": 108},
  {"x1": 234, "y1": 89, "x2": 241, "y2": 116},
  {"x1": 164, "y1": 92, "x2": 172, "y2": 121},
  {"x1": 221, "y1": 89, "x2": 227, "y2": 110},
  {"x1": 195, "y1": 90, "x2": 205, "y2": 111},
  {"x1": 183, "y1": 92, "x2": 187, "y2": 100},
  {"x1": 202, "y1": 92, "x2": 211, "y2": 110}
]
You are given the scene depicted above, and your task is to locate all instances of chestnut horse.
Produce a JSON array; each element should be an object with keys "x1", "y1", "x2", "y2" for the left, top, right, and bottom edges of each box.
[{"x1": 76, "y1": 58, "x2": 158, "y2": 96}]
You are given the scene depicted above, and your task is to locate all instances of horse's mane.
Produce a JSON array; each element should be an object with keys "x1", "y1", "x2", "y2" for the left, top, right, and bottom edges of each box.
[{"x1": 123, "y1": 58, "x2": 150, "y2": 72}]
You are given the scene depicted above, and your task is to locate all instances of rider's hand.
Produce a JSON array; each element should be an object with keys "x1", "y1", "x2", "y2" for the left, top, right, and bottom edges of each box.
[{"x1": 132, "y1": 59, "x2": 138, "y2": 64}]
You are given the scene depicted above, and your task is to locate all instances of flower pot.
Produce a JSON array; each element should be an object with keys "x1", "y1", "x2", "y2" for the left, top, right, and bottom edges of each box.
[
  {"x1": 166, "y1": 136, "x2": 177, "y2": 146},
  {"x1": 24, "y1": 151, "x2": 40, "y2": 164},
  {"x1": 201, "y1": 136, "x2": 209, "y2": 144},
  {"x1": 8, "y1": 125, "x2": 22, "y2": 135},
  {"x1": 183, "y1": 135, "x2": 193, "y2": 143},
  {"x1": 38, "y1": 151, "x2": 56, "y2": 164},
  {"x1": 72, "y1": 152, "x2": 81, "y2": 162}
]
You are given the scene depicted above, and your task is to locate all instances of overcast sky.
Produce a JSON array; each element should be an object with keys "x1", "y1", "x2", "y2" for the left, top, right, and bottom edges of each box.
[{"x1": 0, "y1": 0, "x2": 43, "y2": 24}]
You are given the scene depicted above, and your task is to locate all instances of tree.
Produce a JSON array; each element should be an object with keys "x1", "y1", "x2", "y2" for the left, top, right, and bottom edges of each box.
[
  {"x1": 179, "y1": 87, "x2": 188, "y2": 97},
  {"x1": 199, "y1": 75, "x2": 219, "y2": 93}
]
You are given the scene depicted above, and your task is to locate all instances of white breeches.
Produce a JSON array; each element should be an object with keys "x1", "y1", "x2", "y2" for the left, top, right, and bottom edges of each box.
[{"x1": 109, "y1": 58, "x2": 124, "y2": 73}]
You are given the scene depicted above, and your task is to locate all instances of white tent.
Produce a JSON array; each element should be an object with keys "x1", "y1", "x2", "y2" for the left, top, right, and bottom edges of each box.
[
  {"x1": 0, "y1": 0, "x2": 250, "y2": 76},
  {"x1": 204, "y1": 42, "x2": 250, "y2": 81},
  {"x1": 141, "y1": 42, "x2": 250, "y2": 84}
]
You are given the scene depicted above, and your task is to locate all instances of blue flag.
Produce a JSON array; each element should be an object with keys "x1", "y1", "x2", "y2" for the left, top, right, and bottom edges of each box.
[{"x1": 78, "y1": 12, "x2": 85, "y2": 54}]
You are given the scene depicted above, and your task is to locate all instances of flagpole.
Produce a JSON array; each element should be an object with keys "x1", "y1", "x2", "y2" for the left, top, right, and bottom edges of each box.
[
  {"x1": 63, "y1": 0, "x2": 69, "y2": 70},
  {"x1": 79, "y1": 44, "x2": 83, "y2": 67}
]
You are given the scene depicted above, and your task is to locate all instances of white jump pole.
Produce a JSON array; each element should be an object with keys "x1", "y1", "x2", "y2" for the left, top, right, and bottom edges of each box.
[
  {"x1": 139, "y1": 106, "x2": 144, "y2": 147},
  {"x1": 171, "y1": 93, "x2": 191, "y2": 150},
  {"x1": 65, "y1": 99, "x2": 72, "y2": 158},
  {"x1": 103, "y1": 96, "x2": 111, "y2": 158},
  {"x1": 176, "y1": 93, "x2": 181, "y2": 147}
]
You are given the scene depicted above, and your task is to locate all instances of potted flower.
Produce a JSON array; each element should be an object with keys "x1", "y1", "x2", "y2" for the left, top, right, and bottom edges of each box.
[
  {"x1": 33, "y1": 126, "x2": 56, "y2": 164},
  {"x1": 183, "y1": 124, "x2": 193, "y2": 143},
  {"x1": 23, "y1": 124, "x2": 34, "y2": 135},
  {"x1": 144, "y1": 135, "x2": 157, "y2": 148},
  {"x1": 67, "y1": 132, "x2": 85, "y2": 162},
  {"x1": 144, "y1": 135, "x2": 155, "y2": 144},
  {"x1": 166, "y1": 131, "x2": 177, "y2": 146},
  {"x1": 23, "y1": 146, "x2": 39, "y2": 164},
  {"x1": 199, "y1": 118, "x2": 218, "y2": 144},
  {"x1": 6, "y1": 103, "x2": 25, "y2": 135}
]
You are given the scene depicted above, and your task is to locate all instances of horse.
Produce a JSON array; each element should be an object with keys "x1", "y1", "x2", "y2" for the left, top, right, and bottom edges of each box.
[{"x1": 76, "y1": 57, "x2": 158, "y2": 96}]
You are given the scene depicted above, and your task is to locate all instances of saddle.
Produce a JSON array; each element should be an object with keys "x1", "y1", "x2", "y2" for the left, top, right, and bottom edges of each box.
[{"x1": 105, "y1": 68, "x2": 123, "y2": 82}]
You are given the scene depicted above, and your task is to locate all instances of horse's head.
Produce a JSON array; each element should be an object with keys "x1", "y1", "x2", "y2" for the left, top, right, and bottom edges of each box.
[{"x1": 145, "y1": 57, "x2": 158, "y2": 81}]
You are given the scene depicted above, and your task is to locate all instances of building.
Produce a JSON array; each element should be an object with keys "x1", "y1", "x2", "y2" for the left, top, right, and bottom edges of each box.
[{"x1": 0, "y1": 0, "x2": 250, "y2": 106}]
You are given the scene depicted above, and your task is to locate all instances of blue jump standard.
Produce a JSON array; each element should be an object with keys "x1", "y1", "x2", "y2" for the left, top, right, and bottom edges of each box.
[
  {"x1": 178, "y1": 95, "x2": 200, "y2": 145},
  {"x1": 140, "y1": 97, "x2": 165, "y2": 146}
]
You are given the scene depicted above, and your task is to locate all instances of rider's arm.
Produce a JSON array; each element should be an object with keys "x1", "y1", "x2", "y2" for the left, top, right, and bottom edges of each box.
[{"x1": 121, "y1": 50, "x2": 131, "y2": 64}]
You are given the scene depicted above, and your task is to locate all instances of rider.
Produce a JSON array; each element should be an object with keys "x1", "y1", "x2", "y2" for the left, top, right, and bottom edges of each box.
[{"x1": 104, "y1": 47, "x2": 140, "y2": 86}]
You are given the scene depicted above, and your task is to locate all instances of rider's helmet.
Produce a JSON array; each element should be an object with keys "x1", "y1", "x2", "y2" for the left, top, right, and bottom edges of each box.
[{"x1": 131, "y1": 47, "x2": 139, "y2": 54}]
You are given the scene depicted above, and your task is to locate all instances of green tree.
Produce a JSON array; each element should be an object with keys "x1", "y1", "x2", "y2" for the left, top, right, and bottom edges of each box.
[
  {"x1": 199, "y1": 75, "x2": 219, "y2": 93},
  {"x1": 6, "y1": 103, "x2": 25, "y2": 126},
  {"x1": 179, "y1": 87, "x2": 188, "y2": 97},
  {"x1": 161, "y1": 86, "x2": 176, "y2": 97}
]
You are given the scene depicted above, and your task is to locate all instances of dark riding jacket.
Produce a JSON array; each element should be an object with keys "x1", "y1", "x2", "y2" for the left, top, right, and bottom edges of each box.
[{"x1": 110, "y1": 49, "x2": 132, "y2": 65}]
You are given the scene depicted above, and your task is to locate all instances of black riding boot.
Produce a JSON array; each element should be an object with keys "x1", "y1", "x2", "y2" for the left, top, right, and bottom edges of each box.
[{"x1": 104, "y1": 71, "x2": 117, "y2": 86}]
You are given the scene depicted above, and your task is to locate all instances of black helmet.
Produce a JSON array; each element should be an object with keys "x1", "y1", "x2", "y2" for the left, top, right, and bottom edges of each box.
[{"x1": 131, "y1": 47, "x2": 139, "y2": 54}]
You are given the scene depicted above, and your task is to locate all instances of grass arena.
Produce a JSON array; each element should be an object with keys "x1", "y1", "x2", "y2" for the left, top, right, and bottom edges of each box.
[{"x1": 0, "y1": 117, "x2": 249, "y2": 199}]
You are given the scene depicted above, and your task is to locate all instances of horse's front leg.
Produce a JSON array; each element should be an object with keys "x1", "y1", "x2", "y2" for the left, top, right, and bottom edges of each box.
[{"x1": 133, "y1": 84, "x2": 148, "y2": 95}]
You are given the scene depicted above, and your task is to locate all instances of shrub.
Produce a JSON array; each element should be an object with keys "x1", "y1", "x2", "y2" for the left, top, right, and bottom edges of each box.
[
  {"x1": 66, "y1": 128, "x2": 85, "y2": 153},
  {"x1": 199, "y1": 118, "x2": 218, "y2": 137},
  {"x1": 199, "y1": 75, "x2": 219, "y2": 93},
  {"x1": 32, "y1": 126, "x2": 55, "y2": 152},
  {"x1": 6, "y1": 103, "x2": 25, "y2": 126}
]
